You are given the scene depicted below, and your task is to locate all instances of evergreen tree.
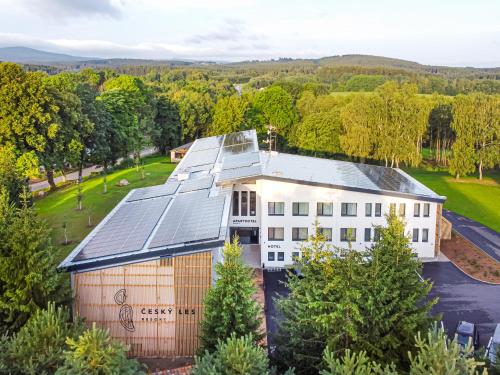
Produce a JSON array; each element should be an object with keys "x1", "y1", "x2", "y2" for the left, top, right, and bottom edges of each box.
[
  {"x1": 321, "y1": 349, "x2": 398, "y2": 375},
  {"x1": 151, "y1": 95, "x2": 181, "y2": 155},
  {"x1": 199, "y1": 238, "x2": 264, "y2": 353},
  {"x1": 56, "y1": 323, "x2": 144, "y2": 375},
  {"x1": 357, "y1": 213, "x2": 437, "y2": 367},
  {"x1": 408, "y1": 326, "x2": 487, "y2": 375},
  {"x1": 193, "y1": 334, "x2": 269, "y2": 375},
  {"x1": 0, "y1": 188, "x2": 69, "y2": 330},
  {"x1": 1, "y1": 302, "x2": 85, "y2": 374},
  {"x1": 208, "y1": 95, "x2": 249, "y2": 136}
]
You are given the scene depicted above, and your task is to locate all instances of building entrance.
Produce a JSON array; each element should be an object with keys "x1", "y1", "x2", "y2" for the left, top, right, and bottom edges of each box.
[{"x1": 229, "y1": 227, "x2": 259, "y2": 244}]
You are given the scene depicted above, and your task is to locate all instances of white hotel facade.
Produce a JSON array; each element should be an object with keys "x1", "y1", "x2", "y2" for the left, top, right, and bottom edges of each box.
[{"x1": 58, "y1": 129, "x2": 446, "y2": 357}]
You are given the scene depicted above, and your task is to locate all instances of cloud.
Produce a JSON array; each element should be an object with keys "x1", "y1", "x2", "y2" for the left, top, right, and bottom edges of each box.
[
  {"x1": 186, "y1": 19, "x2": 263, "y2": 44},
  {"x1": 19, "y1": 0, "x2": 122, "y2": 20}
]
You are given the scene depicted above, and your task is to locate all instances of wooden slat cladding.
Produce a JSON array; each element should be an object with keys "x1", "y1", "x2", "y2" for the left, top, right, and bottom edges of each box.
[{"x1": 73, "y1": 251, "x2": 212, "y2": 358}]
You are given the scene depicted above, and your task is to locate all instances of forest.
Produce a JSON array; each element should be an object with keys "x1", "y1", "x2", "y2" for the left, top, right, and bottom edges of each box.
[{"x1": 1, "y1": 59, "x2": 499, "y2": 205}]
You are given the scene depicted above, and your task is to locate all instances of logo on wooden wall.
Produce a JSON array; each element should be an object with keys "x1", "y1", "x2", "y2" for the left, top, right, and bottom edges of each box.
[{"x1": 114, "y1": 289, "x2": 135, "y2": 332}]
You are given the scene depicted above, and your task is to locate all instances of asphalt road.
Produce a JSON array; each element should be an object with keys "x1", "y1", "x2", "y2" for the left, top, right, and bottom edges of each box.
[
  {"x1": 264, "y1": 262, "x2": 500, "y2": 348},
  {"x1": 29, "y1": 148, "x2": 157, "y2": 192},
  {"x1": 443, "y1": 209, "x2": 500, "y2": 262},
  {"x1": 422, "y1": 261, "x2": 500, "y2": 347}
]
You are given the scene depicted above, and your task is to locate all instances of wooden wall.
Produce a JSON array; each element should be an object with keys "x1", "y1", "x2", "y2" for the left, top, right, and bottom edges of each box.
[{"x1": 73, "y1": 251, "x2": 212, "y2": 358}]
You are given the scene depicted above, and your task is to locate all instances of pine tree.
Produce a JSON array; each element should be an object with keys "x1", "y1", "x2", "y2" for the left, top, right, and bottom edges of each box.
[
  {"x1": 321, "y1": 349, "x2": 398, "y2": 375},
  {"x1": 409, "y1": 326, "x2": 487, "y2": 375},
  {"x1": 2, "y1": 302, "x2": 85, "y2": 374},
  {"x1": 199, "y1": 238, "x2": 264, "y2": 353},
  {"x1": 357, "y1": 213, "x2": 437, "y2": 367},
  {"x1": 56, "y1": 323, "x2": 144, "y2": 375},
  {"x1": 0, "y1": 188, "x2": 69, "y2": 330},
  {"x1": 193, "y1": 334, "x2": 269, "y2": 375}
]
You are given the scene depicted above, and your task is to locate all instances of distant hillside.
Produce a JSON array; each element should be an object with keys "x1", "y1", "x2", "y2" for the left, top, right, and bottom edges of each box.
[{"x1": 0, "y1": 46, "x2": 96, "y2": 64}]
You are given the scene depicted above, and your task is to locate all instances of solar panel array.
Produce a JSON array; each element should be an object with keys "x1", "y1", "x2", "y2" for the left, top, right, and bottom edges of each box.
[
  {"x1": 355, "y1": 163, "x2": 429, "y2": 195},
  {"x1": 126, "y1": 181, "x2": 180, "y2": 202},
  {"x1": 218, "y1": 165, "x2": 262, "y2": 181},
  {"x1": 222, "y1": 152, "x2": 260, "y2": 170},
  {"x1": 75, "y1": 196, "x2": 171, "y2": 261},
  {"x1": 190, "y1": 135, "x2": 223, "y2": 152},
  {"x1": 180, "y1": 148, "x2": 220, "y2": 168},
  {"x1": 148, "y1": 192, "x2": 226, "y2": 249},
  {"x1": 179, "y1": 175, "x2": 214, "y2": 193}
]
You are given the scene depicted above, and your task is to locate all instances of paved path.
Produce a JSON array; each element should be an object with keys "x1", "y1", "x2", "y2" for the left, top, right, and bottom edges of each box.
[
  {"x1": 443, "y1": 209, "x2": 500, "y2": 262},
  {"x1": 29, "y1": 148, "x2": 157, "y2": 192},
  {"x1": 423, "y1": 261, "x2": 500, "y2": 346}
]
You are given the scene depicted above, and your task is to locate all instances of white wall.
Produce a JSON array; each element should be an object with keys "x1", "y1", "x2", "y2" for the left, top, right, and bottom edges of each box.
[{"x1": 255, "y1": 179, "x2": 438, "y2": 268}]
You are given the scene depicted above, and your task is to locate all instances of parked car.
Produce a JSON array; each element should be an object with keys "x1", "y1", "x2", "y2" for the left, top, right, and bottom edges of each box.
[
  {"x1": 455, "y1": 321, "x2": 479, "y2": 350},
  {"x1": 486, "y1": 324, "x2": 500, "y2": 364}
]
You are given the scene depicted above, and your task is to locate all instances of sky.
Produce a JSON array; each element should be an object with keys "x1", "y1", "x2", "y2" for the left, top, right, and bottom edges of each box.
[{"x1": 0, "y1": 0, "x2": 498, "y2": 67}]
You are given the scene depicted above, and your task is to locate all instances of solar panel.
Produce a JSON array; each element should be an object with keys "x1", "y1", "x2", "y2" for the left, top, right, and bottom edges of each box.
[
  {"x1": 190, "y1": 136, "x2": 223, "y2": 152},
  {"x1": 180, "y1": 148, "x2": 220, "y2": 168},
  {"x1": 223, "y1": 130, "x2": 255, "y2": 146},
  {"x1": 218, "y1": 165, "x2": 262, "y2": 181},
  {"x1": 355, "y1": 164, "x2": 428, "y2": 195},
  {"x1": 188, "y1": 164, "x2": 214, "y2": 172},
  {"x1": 222, "y1": 152, "x2": 260, "y2": 170},
  {"x1": 148, "y1": 193, "x2": 226, "y2": 248},
  {"x1": 126, "y1": 181, "x2": 179, "y2": 202},
  {"x1": 75, "y1": 196, "x2": 171, "y2": 261},
  {"x1": 179, "y1": 175, "x2": 214, "y2": 193}
]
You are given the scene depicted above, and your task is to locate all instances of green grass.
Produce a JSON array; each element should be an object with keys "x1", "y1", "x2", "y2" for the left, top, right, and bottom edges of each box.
[
  {"x1": 35, "y1": 155, "x2": 176, "y2": 263},
  {"x1": 404, "y1": 167, "x2": 500, "y2": 232}
]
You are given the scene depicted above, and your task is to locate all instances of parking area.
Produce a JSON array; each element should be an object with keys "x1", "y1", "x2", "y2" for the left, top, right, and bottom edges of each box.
[
  {"x1": 422, "y1": 261, "x2": 500, "y2": 346},
  {"x1": 264, "y1": 261, "x2": 500, "y2": 348}
]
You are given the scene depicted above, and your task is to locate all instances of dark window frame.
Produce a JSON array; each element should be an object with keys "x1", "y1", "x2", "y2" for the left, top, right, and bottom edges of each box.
[
  {"x1": 241, "y1": 191, "x2": 248, "y2": 216},
  {"x1": 268, "y1": 202, "x2": 284, "y2": 216},
  {"x1": 232, "y1": 191, "x2": 239, "y2": 216},
  {"x1": 292, "y1": 202, "x2": 309, "y2": 216},
  {"x1": 414, "y1": 203, "x2": 420, "y2": 217},
  {"x1": 399, "y1": 203, "x2": 406, "y2": 217},
  {"x1": 249, "y1": 191, "x2": 256, "y2": 216},
  {"x1": 317, "y1": 202, "x2": 333, "y2": 216},
  {"x1": 422, "y1": 228, "x2": 429, "y2": 242},
  {"x1": 341, "y1": 203, "x2": 357, "y2": 217},
  {"x1": 318, "y1": 227, "x2": 333, "y2": 242},
  {"x1": 340, "y1": 228, "x2": 357, "y2": 242},
  {"x1": 423, "y1": 203, "x2": 430, "y2": 217},
  {"x1": 375, "y1": 203, "x2": 382, "y2": 217},
  {"x1": 292, "y1": 227, "x2": 308, "y2": 241},
  {"x1": 277, "y1": 252, "x2": 284, "y2": 261},
  {"x1": 364, "y1": 228, "x2": 371, "y2": 242},
  {"x1": 268, "y1": 227, "x2": 284, "y2": 241},
  {"x1": 365, "y1": 203, "x2": 372, "y2": 217},
  {"x1": 267, "y1": 252, "x2": 275, "y2": 261},
  {"x1": 412, "y1": 228, "x2": 419, "y2": 242}
]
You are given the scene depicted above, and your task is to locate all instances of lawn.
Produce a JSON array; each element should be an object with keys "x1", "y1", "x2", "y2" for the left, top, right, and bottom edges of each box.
[
  {"x1": 35, "y1": 154, "x2": 176, "y2": 263},
  {"x1": 405, "y1": 168, "x2": 500, "y2": 232}
]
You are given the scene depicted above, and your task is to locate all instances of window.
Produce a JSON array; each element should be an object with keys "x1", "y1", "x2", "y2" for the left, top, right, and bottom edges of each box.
[
  {"x1": 268, "y1": 202, "x2": 284, "y2": 216},
  {"x1": 241, "y1": 191, "x2": 248, "y2": 216},
  {"x1": 375, "y1": 203, "x2": 382, "y2": 217},
  {"x1": 292, "y1": 251, "x2": 300, "y2": 260},
  {"x1": 277, "y1": 252, "x2": 284, "y2": 261},
  {"x1": 399, "y1": 203, "x2": 406, "y2": 217},
  {"x1": 232, "y1": 191, "x2": 239, "y2": 216},
  {"x1": 250, "y1": 192, "x2": 256, "y2": 216},
  {"x1": 318, "y1": 227, "x2": 332, "y2": 241},
  {"x1": 412, "y1": 228, "x2": 419, "y2": 242},
  {"x1": 365, "y1": 203, "x2": 372, "y2": 217},
  {"x1": 268, "y1": 227, "x2": 284, "y2": 241},
  {"x1": 364, "y1": 228, "x2": 371, "y2": 242},
  {"x1": 414, "y1": 203, "x2": 420, "y2": 217},
  {"x1": 267, "y1": 252, "x2": 275, "y2": 261},
  {"x1": 341, "y1": 203, "x2": 357, "y2": 216},
  {"x1": 422, "y1": 228, "x2": 429, "y2": 242},
  {"x1": 293, "y1": 202, "x2": 309, "y2": 216},
  {"x1": 389, "y1": 203, "x2": 396, "y2": 214},
  {"x1": 340, "y1": 228, "x2": 356, "y2": 242},
  {"x1": 374, "y1": 228, "x2": 381, "y2": 241},
  {"x1": 292, "y1": 227, "x2": 308, "y2": 241},
  {"x1": 317, "y1": 202, "x2": 333, "y2": 216},
  {"x1": 423, "y1": 203, "x2": 430, "y2": 217}
]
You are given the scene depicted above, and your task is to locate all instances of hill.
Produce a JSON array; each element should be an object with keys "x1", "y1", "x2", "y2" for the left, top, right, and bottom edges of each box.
[{"x1": 0, "y1": 46, "x2": 96, "y2": 64}]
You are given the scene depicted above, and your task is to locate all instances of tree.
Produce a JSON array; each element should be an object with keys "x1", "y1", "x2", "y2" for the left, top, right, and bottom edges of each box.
[
  {"x1": 151, "y1": 95, "x2": 181, "y2": 155},
  {"x1": 56, "y1": 323, "x2": 144, "y2": 375},
  {"x1": 254, "y1": 86, "x2": 297, "y2": 139},
  {"x1": 0, "y1": 188, "x2": 69, "y2": 330},
  {"x1": 0, "y1": 146, "x2": 37, "y2": 205},
  {"x1": 450, "y1": 93, "x2": 500, "y2": 179},
  {"x1": 321, "y1": 349, "x2": 398, "y2": 375},
  {"x1": 207, "y1": 95, "x2": 249, "y2": 136},
  {"x1": 193, "y1": 334, "x2": 269, "y2": 375},
  {"x1": 199, "y1": 238, "x2": 264, "y2": 353},
  {"x1": 1, "y1": 302, "x2": 85, "y2": 374},
  {"x1": 428, "y1": 96, "x2": 454, "y2": 165},
  {"x1": 171, "y1": 89, "x2": 214, "y2": 141},
  {"x1": 344, "y1": 75, "x2": 386, "y2": 92},
  {"x1": 274, "y1": 216, "x2": 436, "y2": 373},
  {"x1": 408, "y1": 326, "x2": 487, "y2": 375}
]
